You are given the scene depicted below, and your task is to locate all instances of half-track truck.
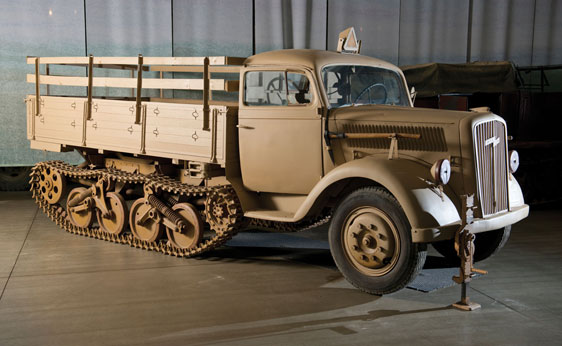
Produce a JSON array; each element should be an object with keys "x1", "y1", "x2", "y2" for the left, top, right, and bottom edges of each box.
[{"x1": 26, "y1": 28, "x2": 529, "y2": 294}]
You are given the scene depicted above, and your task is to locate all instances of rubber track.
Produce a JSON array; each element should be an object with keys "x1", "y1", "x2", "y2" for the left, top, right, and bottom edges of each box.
[{"x1": 30, "y1": 161, "x2": 244, "y2": 257}]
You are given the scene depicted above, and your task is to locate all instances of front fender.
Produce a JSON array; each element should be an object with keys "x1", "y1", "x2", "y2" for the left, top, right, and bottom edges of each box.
[{"x1": 295, "y1": 156, "x2": 462, "y2": 239}]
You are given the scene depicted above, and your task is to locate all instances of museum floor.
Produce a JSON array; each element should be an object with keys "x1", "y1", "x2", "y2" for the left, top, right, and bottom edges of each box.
[{"x1": 0, "y1": 191, "x2": 560, "y2": 346}]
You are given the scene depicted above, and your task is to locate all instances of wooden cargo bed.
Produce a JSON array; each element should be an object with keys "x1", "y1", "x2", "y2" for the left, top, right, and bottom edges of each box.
[{"x1": 26, "y1": 55, "x2": 243, "y2": 166}]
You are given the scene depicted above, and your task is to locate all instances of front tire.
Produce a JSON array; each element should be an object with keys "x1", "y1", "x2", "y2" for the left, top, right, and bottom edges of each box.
[{"x1": 329, "y1": 187, "x2": 427, "y2": 295}]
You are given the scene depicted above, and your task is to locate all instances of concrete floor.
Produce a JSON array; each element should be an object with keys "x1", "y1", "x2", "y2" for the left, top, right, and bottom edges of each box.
[{"x1": 0, "y1": 192, "x2": 561, "y2": 346}]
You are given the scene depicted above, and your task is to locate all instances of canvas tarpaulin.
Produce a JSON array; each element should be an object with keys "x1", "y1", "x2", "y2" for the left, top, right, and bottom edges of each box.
[{"x1": 401, "y1": 61, "x2": 519, "y2": 98}]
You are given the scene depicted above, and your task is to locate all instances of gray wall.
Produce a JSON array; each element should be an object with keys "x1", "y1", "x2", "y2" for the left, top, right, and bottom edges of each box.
[
  {"x1": 2, "y1": 0, "x2": 561, "y2": 165},
  {"x1": 0, "y1": 0, "x2": 85, "y2": 166}
]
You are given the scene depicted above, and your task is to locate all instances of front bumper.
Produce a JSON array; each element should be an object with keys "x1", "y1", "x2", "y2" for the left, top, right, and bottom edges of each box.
[
  {"x1": 468, "y1": 204, "x2": 529, "y2": 233},
  {"x1": 412, "y1": 204, "x2": 529, "y2": 243}
]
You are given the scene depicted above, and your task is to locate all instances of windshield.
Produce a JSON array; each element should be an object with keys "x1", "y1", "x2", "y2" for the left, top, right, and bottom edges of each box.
[{"x1": 322, "y1": 65, "x2": 410, "y2": 108}]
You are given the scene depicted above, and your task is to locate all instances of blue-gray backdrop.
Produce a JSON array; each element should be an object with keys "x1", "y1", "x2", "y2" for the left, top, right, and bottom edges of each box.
[{"x1": 1, "y1": 0, "x2": 561, "y2": 166}]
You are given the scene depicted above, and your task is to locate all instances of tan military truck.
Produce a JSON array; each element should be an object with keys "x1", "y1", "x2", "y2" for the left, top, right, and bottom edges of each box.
[{"x1": 26, "y1": 28, "x2": 529, "y2": 295}]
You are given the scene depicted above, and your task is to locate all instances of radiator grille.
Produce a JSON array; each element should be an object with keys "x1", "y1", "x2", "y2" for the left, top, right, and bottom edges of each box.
[
  {"x1": 473, "y1": 120, "x2": 509, "y2": 217},
  {"x1": 341, "y1": 123, "x2": 447, "y2": 152}
]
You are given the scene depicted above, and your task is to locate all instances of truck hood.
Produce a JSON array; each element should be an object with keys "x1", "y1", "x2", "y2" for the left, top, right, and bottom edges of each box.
[
  {"x1": 327, "y1": 104, "x2": 502, "y2": 200},
  {"x1": 329, "y1": 104, "x2": 477, "y2": 126}
]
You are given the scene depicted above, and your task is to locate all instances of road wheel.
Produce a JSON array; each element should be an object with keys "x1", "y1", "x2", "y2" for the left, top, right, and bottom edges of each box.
[
  {"x1": 67, "y1": 187, "x2": 94, "y2": 228},
  {"x1": 329, "y1": 187, "x2": 427, "y2": 295},
  {"x1": 97, "y1": 192, "x2": 128, "y2": 235},
  {"x1": 166, "y1": 203, "x2": 204, "y2": 250},
  {"x1": 129, "y1": 198, "x2": 164, "y2": 242},
  {"x1": 432, "y1": 225, "x2": 511, "y2": 263}
]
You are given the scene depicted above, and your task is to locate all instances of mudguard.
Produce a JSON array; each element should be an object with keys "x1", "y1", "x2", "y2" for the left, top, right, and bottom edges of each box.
[{"x1": 294, "y1": 155, "x2": 462, "y2": 241}]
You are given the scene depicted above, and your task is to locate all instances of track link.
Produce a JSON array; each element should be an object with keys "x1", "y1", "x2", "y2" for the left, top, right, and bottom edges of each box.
[{"x1": 30, "y1": 161, "x2": 244, "y2": 257}]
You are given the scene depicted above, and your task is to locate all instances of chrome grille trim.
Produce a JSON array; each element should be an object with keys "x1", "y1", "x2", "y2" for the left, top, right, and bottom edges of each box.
[{"x1": 473, "y1": 120, "x2": 509, "y2": 217}]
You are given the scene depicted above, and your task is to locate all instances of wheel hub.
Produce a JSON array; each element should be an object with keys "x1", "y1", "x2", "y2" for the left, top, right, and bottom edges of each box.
[
  {"x1": 343, "y1": 207, "x2": 400, "y2": 276},
  {"x1": 213, "y1": 204, "x2": 225, "y2": 218},
  {"x1": 362, "y1": 234, "x2": 376, "y2": 248}
]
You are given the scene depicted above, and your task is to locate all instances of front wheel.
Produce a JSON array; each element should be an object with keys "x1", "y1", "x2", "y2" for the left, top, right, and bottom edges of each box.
[{"x1": 329, "y1": 187, "x2": 427, "y2": 295}]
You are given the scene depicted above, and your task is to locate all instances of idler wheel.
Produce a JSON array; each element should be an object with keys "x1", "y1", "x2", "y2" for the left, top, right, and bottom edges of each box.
[
  {"x1": 97, "y1": 192, "x2": 128, "y2": 235},
  {"x1": 67, "y1": 187, "x2": 94, "y2": 228},
  {"x1": 129, "y1": 198, "x2": 164, "y2": 242},
  {"x1": 38, "y1": 167, "x2": 66, "y2": 204},
  {"x1": 166, "y1": 203, "x2": 203, "y2": 250}
]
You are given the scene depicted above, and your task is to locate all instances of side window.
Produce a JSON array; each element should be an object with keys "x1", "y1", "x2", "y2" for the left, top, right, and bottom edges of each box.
[
  {"x1": 244, "y1": 71, "x2": 312, "y2": 106},
  {"x1": 245, "y1": 71, "x2": 287, "y2": 106},
  {"x1": 287, "y1": 72, "x2": 312, "y2": 105}
]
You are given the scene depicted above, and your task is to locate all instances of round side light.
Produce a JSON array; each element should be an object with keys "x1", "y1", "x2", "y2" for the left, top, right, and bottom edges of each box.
[
  {"x1": 509, "y1": 150, "x2": 519, "y2": 173},
  {"x1": 431, "y1": 159, "x2": 451, "y2": 185}
]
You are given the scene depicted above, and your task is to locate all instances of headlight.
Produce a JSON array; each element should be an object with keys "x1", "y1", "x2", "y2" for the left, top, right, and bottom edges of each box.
[
  {"x1": 431, "y1": 159, "x2": 451, "y2": 185},
  {"x1": 509, "y1": 150, "x2": 519, "y2": 173}
]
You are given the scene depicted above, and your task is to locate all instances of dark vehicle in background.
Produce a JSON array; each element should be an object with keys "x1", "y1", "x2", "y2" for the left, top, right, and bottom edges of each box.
[{"x1": 402, "y1": 61, "x2": 562, "y2": 206}]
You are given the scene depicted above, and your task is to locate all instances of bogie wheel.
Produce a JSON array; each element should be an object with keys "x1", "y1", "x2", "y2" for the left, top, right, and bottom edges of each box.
[
  {"x1": 166, "y1": 203, "x2": 204, "y2": 250},
  {"x1": 329, "y1": 187, "x2": 427, "y2": 295},
  {"x1": 38, "y1": 167, "x2": 66, "y2": 204},
  {"x1": 129, "y1": 198, "x2": 164, "y2": 242},
  {"x1": 97, "y1": 192, "x2": 128, "y2": 235},
  {"x1": 432, "y1": 225, "x2": 511, "y2": 263},
  {"x1": 67, "y1": 187, "x2": 94, "y2": 228}
]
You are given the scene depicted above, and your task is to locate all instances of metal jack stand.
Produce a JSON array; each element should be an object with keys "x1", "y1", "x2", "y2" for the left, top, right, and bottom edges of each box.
[{"x1": 452, "y1": 195, "x2": 488, "y2": 311}]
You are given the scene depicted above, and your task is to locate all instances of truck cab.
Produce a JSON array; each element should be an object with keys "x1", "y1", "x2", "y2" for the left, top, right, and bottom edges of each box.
[{"x1": 238, "y1": 49, "x2": 412, "y2": 196}]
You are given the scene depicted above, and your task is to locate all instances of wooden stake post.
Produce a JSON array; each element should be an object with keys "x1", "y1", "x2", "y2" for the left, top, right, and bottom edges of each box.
[
  {"x1": 86, "y1": 55, "x2": 93, "y2": 121},
  {"x1": 202, "y1": 57, "x2": 210, "y2": 131},
  {"x1": 34, "y1": 57, "x2": 40, "y2": 117},
  {"x1": 135, "y1": 54, "x2": 143, "y2": 125}
]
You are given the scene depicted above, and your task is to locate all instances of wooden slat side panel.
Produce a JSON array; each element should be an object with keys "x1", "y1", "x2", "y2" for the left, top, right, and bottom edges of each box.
[
  {"x1": 85, "y1": 99, "x2": 141, "y2": 152},
  {"x1": 25, "y1": 96, "x2": 230, "y2": 165},
  {"x1": 27, "y1": 74, "x2": 227, "y2": 91},
  {"x1": 29, "y1": 96, "x2": 84, "y2": 146},
  {"x1": 143, "y1": 103, "x2": 226, "y2": 163},
  {"x1": 150, "y1": 65, "x2": 242, "y2": 73},
  {"x1": 148, "y1": 98, "x2": 239, "y2": 107},
  {"x1": 27, "y1": 56, "x2": 245, "y2": 66}
]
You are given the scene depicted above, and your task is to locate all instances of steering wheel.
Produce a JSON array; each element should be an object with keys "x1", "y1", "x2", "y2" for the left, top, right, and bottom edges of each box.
[
  {"x1": 353, "y1": 82, "x2": 388, "y2": 105},
  {"x1": 266, "y1": 77, "x2": 302, "y2": 104}
]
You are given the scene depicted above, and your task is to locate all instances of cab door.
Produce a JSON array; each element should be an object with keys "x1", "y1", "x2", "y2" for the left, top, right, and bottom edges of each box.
[{"x1": 238, "y1": 68, "x2": 323, "y2": 194}]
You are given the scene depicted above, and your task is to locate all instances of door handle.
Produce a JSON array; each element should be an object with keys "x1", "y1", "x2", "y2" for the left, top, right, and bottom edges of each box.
[{"x1": 236, "y1": 125, "x2": 254, "y2": 130}]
